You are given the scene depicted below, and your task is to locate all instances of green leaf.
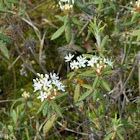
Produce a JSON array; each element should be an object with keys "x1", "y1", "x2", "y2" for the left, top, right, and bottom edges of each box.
[
  {"x1": 101, "y1": 35, "x2": 108, "y2": 49},
  {"x1": 0, "y1": 1, "x2": 4, "y2": 11},
  {"x1": 93, "y1": 90, "x2": 102, "y2": 102},
  {"x1": 93, "y1": 76, "x2": 99, "y2": 88},
  {"x1": 102, "y1": 66, "x2": 112, "y2": 76},
  {"x1": 79, "y1": 70, "x2": 95, "y2": 77},
  {"x1": 100, "y1": 79, "x2": 111, "y2": 92},
  {"x1": 4, "y1": 0, "x2": 12, "y2": 9},
  {"x1": 51, "y1": 101, "x2": 63, "y2": 117},
  {"x1": 72, "y1": 45, "x2": 85, "y2": 53},
  {"x1": 72, "y1": 18, "x2": 83, "y2": 25},
  {"x1": 51, "y1": 25, "x2": 65, "y2": 40},
  {"x1": 27, "y1": 101, "x2": 32, "y2": 108},
  {"x1": 120, "y1": 21, "x2": 136, "y2": 27},
  {"x1": 67, "y1": 72, "x2": 75, "y2": 80},
  {"x1": 19, "y1": 111, "x2": 25, "y2": 124},
  {"x1": 37, "y1": 100, "x2": 48, "y2": 114},
  {"x1": 0, "y1": 40, "x2": 9, "y2": 59},
  {"x1": 65, "y1": 23, "x2": 72, "y2": 43},
  {"x1": 104, "y1": 132, "x2": 115, "y2": 140},
  {"x1": 55, "y1": 15, "x2": 65, "y2": 21},
  {"x1": 47, "y1": 107, "x2": 51, "y2": 119},
  {"x1": 55, "y1": 92, "x2": 68, "y2": 100},
  {"x1": 75, "y1": 1, "x2": 91, "y2": 15},
  {"x1": 0, "y1": 33, "x2": 12, "y2": 44},
  {"x1": 74, "y1": 84, "x2": 80, "y2": 102},
  {"x1": 43, "y1": 102, "x2": 49, "y2": 116},
  {"x1": 43, "y1": 115, "x2": 56, "y2": 134},
  {"x1": 131, "y1": 12, "x2": 139, "y2": 22},
  {"x1": 78, "y1": 89, "x2": 93, "y2": 101},
  {"x1": 6, "y1": 0, "x2": 18, "y2": 4},
  {"x1": 12, "y1": 110, "x2": 17, "y2": 125},
  {"x1": 64, "y1": 15, "x2": 69, "y2": 26},
  {"x1": 25, "y1": 127, "x2": 30, "y2": 140},
  {"x1": 117, "y1": 132, "x2": 124, "y2": 140},
  {"x1": 81, "y1": 84, "x2": 93, "y2": 90}
]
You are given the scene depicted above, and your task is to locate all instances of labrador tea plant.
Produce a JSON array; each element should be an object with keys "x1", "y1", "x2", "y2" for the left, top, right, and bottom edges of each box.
[{"x1": 0, "y1": 0, "x2": 140, "y2": 140}]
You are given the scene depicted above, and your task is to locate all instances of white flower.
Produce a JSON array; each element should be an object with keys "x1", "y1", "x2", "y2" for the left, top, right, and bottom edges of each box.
[
  {"x1": 33, "y1": 72, "x2": 65, "y2": 101},
  {"x1": 76, "y1": 55, "x2": 87, "y2": 68},
  {"x1": 59, "y1": 0, "x2": 74, "y2": 10},
  {"x1": 37, "y1": 73, "x2": 44, "y2": 79},
  {"x1": 52, "y1": 80, "x2": 65, "y2": 91},
  {"x1": 87, "y1": 57, "x2": 98, "y2": 67},
  {"x1": 96, "y1": 64, "x2": 102, "y2": 73},
  {"x1": 52, "y1": 80, "x2": 61, "y2": 87},
  {"x1": 43, "y1": 78, "x2": 52, "y2": 88},
  {"x1": 22, "y1": 91, "x2": 30, "y2": 99},
  {"x1": 57, "y1": 84, "x2": 65, "y2": 92},
  {"x1": 37, "y1": 91, "x2": 47, "y2": 102},
  {"x1": 50, "y1": 73, "x2": 59, "y2": 81},
  {"x1": 104, "y1": 58, "x2": 113, "y2": 68},
  {"x1": 64, "y1": 53, "x2": 74, "y2": 62},
  {"x1": 44, "y1": 74, "x2": 49, "y2": 79},
  {"x1": 70, "y1": 60, "x2": 79, "y2": 69},
  {"x1": 33, "y1": 79, "x2": 43, "y2": 92},
  {"x1": 59, "y1": 1, "x2": 63, "y2": 9},
  {"x1": 43, "y1": 86, "x2": 52, "y2": 95}
]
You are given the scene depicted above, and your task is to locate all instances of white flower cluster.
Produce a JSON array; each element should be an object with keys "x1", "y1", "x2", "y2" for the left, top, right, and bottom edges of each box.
[
  {"x1": 22, "y1": 91, "x2": 30, "y2": 100},
  {"x1": 33, "y1": 73, "x2": 65, "y2": 102},
  {"x1": 59, "y1": 0, "x2": 74, "y2": 11},
  {"x1": 64, "y1": 53, "x2": 113, "y2": 75}
]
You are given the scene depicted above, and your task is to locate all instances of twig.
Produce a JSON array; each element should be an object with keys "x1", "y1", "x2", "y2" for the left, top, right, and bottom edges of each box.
[
  {"x1": 20, "y1": 13, "x2": 41, "y2": 41},
  {"x1": 56, "y1": 121, "x2": 89, "y2": 136},
  {"x1": 137, "y1": 51, "x2": 140, "y2": 95},
  {"x1": 8, "y1": 55, "x2": 21, "y2": 70},
  {"x1": 0, "y1": 99, "x2": 16, "y2": 103},
  {"x1": 115, "y1": 59, "x2": 137, "y2": 99},
  {"x1": 77, "y1": 21, "x2": 90, "y2": 37},
  {"x1": 29, "y1": 1, "x2": 50, "y2": 12},
  {"x1": 39, "y1": 31, "x2": 47, "y2": 62}
]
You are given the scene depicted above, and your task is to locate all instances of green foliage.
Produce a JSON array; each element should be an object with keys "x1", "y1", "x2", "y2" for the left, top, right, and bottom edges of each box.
[{"x1": 0, "y1": 40, "x2": 9, "y2": 59}]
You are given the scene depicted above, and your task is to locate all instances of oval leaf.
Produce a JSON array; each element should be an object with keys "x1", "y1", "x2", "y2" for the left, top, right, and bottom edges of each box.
[
  {"x1": 0, "y1": 40, "x2": 9, "y2": 59},
  {"x1": 51, "y1": 101, "x2": 63, "y2": 118},
  {"x1": 78, "y1": 89, "x2": 93, "y2": 101},
  {"x1": 37, "y1": 100, "x2": 48, "y2": 114},
  {"x1": 51, "y1": 25, "x2": 65, "y2": 40},
  {"x1": 43, "y1": 115, "x2": 56, "y2": 134},
  {"x1": 74, "y1": 84, "x2": 80, "y2": 102},
  {"x1": 100, "y1": 79, "x2": 111, "y2": 92},
  {"x1": 65, "y1": 23, "x2": 72, "y2": 43}
]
